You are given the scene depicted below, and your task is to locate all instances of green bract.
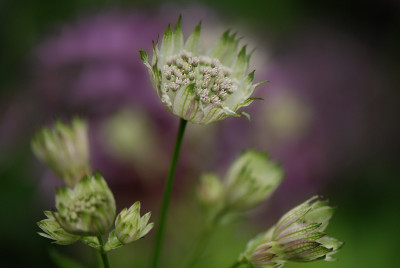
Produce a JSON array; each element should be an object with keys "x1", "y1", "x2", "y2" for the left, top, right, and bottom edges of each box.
[
  {"x1": 31, "y1": 117, "x2": 90, "y2": 187},
  {"x1": 224, "y1": 150, "x2": 283, "y2": 211},
  {"x1": 241, "y1": 196, "x2": 343, "y2": 267},
  {"x1": 115, "y1": 201, "x2": 154, "y2": 245},
  {"x1": 54, "y1": 173, "x2": 116, "y2": 236},
  {"x1": 140, "y1": 17, "x2": 266, "y2": 124},
  {"x1": 37, "y1": 211, "x2": 80, "y2": 245}
]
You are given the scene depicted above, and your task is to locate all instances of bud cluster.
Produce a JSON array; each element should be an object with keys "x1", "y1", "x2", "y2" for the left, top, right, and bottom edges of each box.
[
  {"x1": 55, "y1": 174, "x2": 116, "y2": 236},
  {"x1": 34, "y1": 118, "x2": 154, "y2": 253},
  {"x1": 31, "y1": 117, "x2": 90, "y2": 187},
  {"x1": 241, "y1": 196, "x2": 343, "y2": 267},
  {"x1": 115, "y1": 201, "x2": 154, "y2": 244}
]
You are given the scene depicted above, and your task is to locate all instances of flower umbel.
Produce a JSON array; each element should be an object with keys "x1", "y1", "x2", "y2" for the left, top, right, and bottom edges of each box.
[
  {"x1": 31, "y1": 117, "x2": 90, "y2": 187},
  {"x1": 53, "y1": 173, "x2": 116, "y2": 236},
  {"x1": 240, "y1": 196, "x2": 343, "y2": 267},
  {"x1": 37, "y1": 211, "x2": 80, "y2": 245},
  {"x1": 115, "y1": 201, "x2": 154, "y2": 244},
  {"x1": 140, "y1": 17, "x2": 266, "y2": 124}
]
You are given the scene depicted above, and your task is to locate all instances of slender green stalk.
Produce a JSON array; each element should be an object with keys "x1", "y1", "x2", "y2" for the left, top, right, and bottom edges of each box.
[
  {"x1": 185, "y1": 207, "x2": 231, "y2": 267},
  {"x1": 185, "y1": 227, "x2": 214, "y2": 268},
  {"x1": 151, "y1": 118, "x2": 188, "y2": 268},
  {"x1": 97, "y1": 236, "x2": 110, "y2": 268}
]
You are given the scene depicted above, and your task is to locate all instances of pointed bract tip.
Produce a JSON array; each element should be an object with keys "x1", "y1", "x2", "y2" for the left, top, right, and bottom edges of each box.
[
  {"x1": 239, "y1": 45, "x2": 247, "y2": 56},
  {"x1": 194, "y1": 21, "x2": 202, "y2": 31},
  {"x1": 139, "y1": 50, "x2": 148, "y2": 62},
  {"x1": 240, "y1": 112, "x2": 251, "y2": 121},
  {"x1": 174, "y1": 16, "x2": 182, "y2": 31}
]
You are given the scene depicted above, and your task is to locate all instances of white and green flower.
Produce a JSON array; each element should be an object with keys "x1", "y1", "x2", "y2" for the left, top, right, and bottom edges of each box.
[
  {"x1": 53, "y1": 173, "x2": 116, "y2": 236},
  {"x1": 196, "y1": 150, "x2": 283, "y2": 225},
  {"x1": 31, "y1": 117, "x2": 90, "y2": 187},
  {"x1": 115, "y1": 201, "x2": 154, "y2": 245},
  {"x1": 197, "y1": 173, "x2": 224, "y2": 208},
  {"x1": 240, "y1": 196, "x2": 343, "y2": 267},
  {"x1": 140, "y1": 17, "x2": 266, "y2": 124},
  {"x1": 224, "y1": 150, "x2": 283, "y2": 211}
]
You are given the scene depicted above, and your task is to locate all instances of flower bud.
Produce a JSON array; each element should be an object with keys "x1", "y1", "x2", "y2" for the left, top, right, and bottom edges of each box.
[
  {"x1": 197, "y1": 173, "x2": 224, "y2": 207},
  {"x1": 115, "y1": 201, "x2": 154, "y2": 244},
  {"x1": 54, "y1": 173, "x2": 116, "y2": 236},
  {"x1": 224, "y1": 150, "x2": 283, "y2": 211},
  {"x1": 140, "y1": 17, "x2": 267, "y2": 124},
  {"x1": 241, "y1": 196, "x2": 343, "y2": 267},
  {"x1": 31, "y1": 117, "x2": 90, "y2": 187},
  {"x1": 37, "y1": 211, "x2": 80, "y2": 245}
]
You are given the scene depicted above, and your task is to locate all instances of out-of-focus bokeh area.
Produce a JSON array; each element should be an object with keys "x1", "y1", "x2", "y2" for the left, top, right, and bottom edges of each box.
[{"x1": 1, "y1": 0, "x2": 399, "y2": 267}]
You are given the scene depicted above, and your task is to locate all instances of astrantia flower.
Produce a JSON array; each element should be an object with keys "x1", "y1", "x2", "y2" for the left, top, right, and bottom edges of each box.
[
  {"x1": 115, "y1": 201, "x2": 154, "y2": 244},
  {"x1": 224, "y1": 150, "x2": 283, "y2": 211},
  {"x1": 240, "y1": 196, "x2": 343, "y2": 267},
  {"x1": 31, "y1": 117, "x2": 90, "y2": 187},
  {"x1": 53, "y1": 173, "x2": 116, "y2": 236},
  {"x1": 196, "y1": 150, "x2": 283, "y2": 224},
  {"x1": 140, "y1": 17, "x2": 266, "y2": 124}
]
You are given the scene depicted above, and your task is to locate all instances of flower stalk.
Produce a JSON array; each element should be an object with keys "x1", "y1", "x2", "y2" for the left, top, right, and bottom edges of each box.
[
  {"x1": 151, "y1": 118, "x2": 188, "y2": 268},
  {"x1": 97, "y1": 235, "x2": 110, "y2": 268}
]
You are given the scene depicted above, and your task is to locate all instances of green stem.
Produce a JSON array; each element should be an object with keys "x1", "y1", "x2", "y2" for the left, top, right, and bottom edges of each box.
[
  {"x1": 151, "y1": 118, "x2": 188, "y2": 268},
  {"x1": 184, "y1": 207, "x2": 230, "y2": 267},
  {"x1": 185, "y1": 227, "x2": 214, "y2": 268},
  {"x1": 97, "y1": 236, "x2": 110, "y2": 268},
  {"x1": 229, "y1": 259, "x2": 247, "y2": 268}
]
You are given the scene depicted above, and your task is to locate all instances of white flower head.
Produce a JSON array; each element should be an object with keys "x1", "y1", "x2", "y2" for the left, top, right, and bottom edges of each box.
[{"x1": 140, "y1": 16, "x2": 266, "y2": 124}]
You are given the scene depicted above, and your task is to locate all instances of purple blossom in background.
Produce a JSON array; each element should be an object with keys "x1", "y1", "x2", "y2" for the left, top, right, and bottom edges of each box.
[{"x1": 33, "y1": 11, "x2": 165, "y2": 116}]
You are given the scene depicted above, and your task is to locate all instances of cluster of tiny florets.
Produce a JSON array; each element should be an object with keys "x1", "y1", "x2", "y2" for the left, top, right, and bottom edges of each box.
[
  {"x1": 64, "y1": 194, "x2": 107, "y2": 222},
  {"x1": 162, "y1": 51, "x2": 238, "y2": 106}
]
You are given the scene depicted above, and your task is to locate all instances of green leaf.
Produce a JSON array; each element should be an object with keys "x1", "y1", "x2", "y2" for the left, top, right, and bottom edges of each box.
[
  {"x1": 185, "y1": 21, "x2": 201, "y2": 54},
  {"x1": 139, "y1": 50, "x2": 148, "y2": 62},
  {"x1": 246, "y1": 70, "x2": 255, "y2": 83},
  {"x1": 104, "y1": 230, "x2": 123, "y2": 251},
  {"x1": 233, "y1": 45, "x2": 248, "y2": 78},
  {"x1": 220, "y1": 32, "x2": 240, "y2": 66},
  {"x1": 254, "y1": 80, "x2": 269, "y2": 88},
  {"x1": 208, "y1": 30, "x2": 230, "y2": 59},
  {"x1": 239, "y1": 112, "x2": 251, "y2": 121},
  {"x1": 173, "y1": 16, "x2": 184, "y2": 54},
  {"x1": 160, "y1": 25, "x2": 173, "y2": 60},
  {"x1": 49, "y1": 248, "x2": 85, "y2": 268}
]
